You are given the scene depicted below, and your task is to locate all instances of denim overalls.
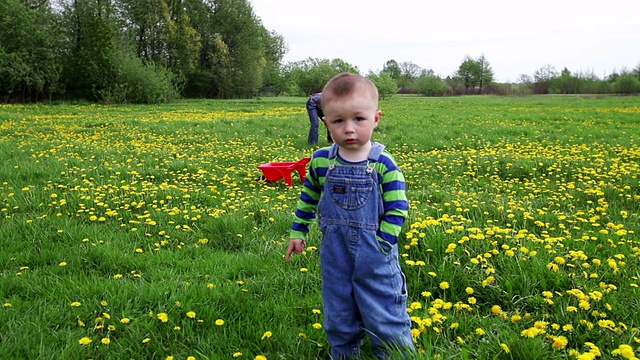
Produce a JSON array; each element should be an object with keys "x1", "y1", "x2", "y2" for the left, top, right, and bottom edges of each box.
[{"x1": 318, "y1": 143, "x2": 414, "y2": 359}]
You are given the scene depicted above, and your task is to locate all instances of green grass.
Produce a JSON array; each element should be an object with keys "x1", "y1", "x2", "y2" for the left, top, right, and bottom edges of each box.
[{"x1": 1, "y1": 95, "x2": 639, "y2": 359}]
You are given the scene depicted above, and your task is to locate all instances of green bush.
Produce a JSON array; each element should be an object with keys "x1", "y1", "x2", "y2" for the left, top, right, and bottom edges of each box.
[
  {"x1": 413, "y1": 75, "x2": 450, "y2": 96},
  {"x1": 100, "y1": 50, "x2": 179, "y2": 104},
  {"x1": 612, "y1": 75, "x2": 640, "y2": 94},
  {"x1": 368, "y1": 72, "x2": 399, "y2": 100}
]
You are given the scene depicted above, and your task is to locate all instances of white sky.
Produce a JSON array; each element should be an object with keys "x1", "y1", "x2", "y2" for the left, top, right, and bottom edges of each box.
[{"x1": 249, "y1": 0, "x2": 640, "y2": 83}]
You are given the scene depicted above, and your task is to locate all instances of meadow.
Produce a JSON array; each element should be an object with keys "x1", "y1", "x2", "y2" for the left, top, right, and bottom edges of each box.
[{"x1": 0, "y1": 95, "x2": 639, "y2": 360}]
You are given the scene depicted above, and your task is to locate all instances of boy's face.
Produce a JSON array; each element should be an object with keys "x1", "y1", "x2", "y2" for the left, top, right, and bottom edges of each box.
[{"x1": 321, "y1": 91, "x2": 380, "y2": 153}]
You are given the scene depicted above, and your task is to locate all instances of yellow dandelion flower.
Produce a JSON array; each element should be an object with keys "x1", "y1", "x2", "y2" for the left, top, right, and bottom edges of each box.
[
  {"x1": 261, "y1": 331, "x2": 272, "y2": 340},
  {"x1": 233, "y1": 353, "x2": 243, "y2": 358},
  {"x1": 475, "y1": 328, "x2": 486, "y2": 335},
  {"x1": 313, "y1": 323, "x2": 323, "y2": 329},
  {"x1": 612, "y1": 344, "x2": 636, "y2": 359},
  {"x1": 465, "y1": 287, "x2": 474, "y2": 294},
  {"x1": 215, "y1": 319, "x2": 224, "y2": 326},
  {"x1": 79, "y1": 337, "x2": 92, "y2": 345},
  {"x1": 186, "y1": 311, "x2": 196, "y2": 318},
  {"x1": 120, "y1": 317, "x2": 130, "y2": 324},
  {"x1": 101, "y1": 337, "x2": 111, "y2": 345},
  {"x1": 255, "y1": 356, "x2": 267, "y2": 360},
  {"x1": 500, "y1": 343, "x2": 510, "y2": 353},
  {"x1": 551, "y1": 335, "x2": 568, "y2": 350},
  {"x1": 71, "y1": 302, "x2": 81, "y2": 307},
  {"x1": 59, "y1": 262, "x2": 67, "y2": 267},
  {"x1": 157, "y1": 313, "x2": 168, "y2": 322},
  {"x1": 439, "y1": 282, "x2": 449, "y2": 290},
  {"x1": 142, "y1": 338, "x2": 151, "y2": 343},
  {"x1": 579, "y1": 300, "x2": 591, "y2": 310},
  {"x1": 491, "y1": 305, "x2": 502, "y2": 314}
]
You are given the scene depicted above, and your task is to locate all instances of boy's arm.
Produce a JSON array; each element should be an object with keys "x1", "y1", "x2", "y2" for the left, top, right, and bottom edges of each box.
[
  {"x1": 377, "y1": 154, "x2": 409, "y2": 245},
  {"x1": 290, "y1": 157, "x2": 323, "y2": 241},
  {"x1": 287, "y1": 156, "x2": 323, "y2": 262}
]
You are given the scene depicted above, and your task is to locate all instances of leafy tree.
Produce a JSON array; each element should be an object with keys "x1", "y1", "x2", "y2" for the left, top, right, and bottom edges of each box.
[
  {"x1": 285, "y1": 58, "x2": 359, "y2": 95},
  {"x1": 532, "y1": 64, "x2": 557, "y2": 94},
  {"x1": 367, "y1": 72, "x2": 398, "y2": 100},
  {"x1": 382, "y1": 59, "x2": 402, "y2": 81},
  {"x1": 165, "y1": 4, "x2": 201, "y2": 82},
  {"x1": 117, "y1": 0, "x2": 199, "y2": 87},
  {"x1": 118, "y1": 0, "x2": 169, "y2": 63},
  {"x1": 259, "y1": 29, "x2": 288, "y2": 95},
  {"x1": 0, "y1": 0, "x2": 63, "y2": 101},
  {"x1": 476, "y1": 54, "x2": 494, "y2": 93},
  {"x1": 457, "y1": 56, "x2": 477, "y2": 90},
  {"x1": 632, "y1": 62, "x2": 640, "y2": 79},
  {"x1": 60, "y1": 0, "x2": 119, "y2": 100},
  {"x1": 550, "y1": 67, "x2": 577, "y2": 94},
  {"x1": 397, "y1": 61, "x2": 422, "y2": 90},
  {"x1": 209, "y1": 0, "x2": 265, "y2": 98},
  {"x1": 455, "y1": 54, "x2": 494, "y2": 93}
]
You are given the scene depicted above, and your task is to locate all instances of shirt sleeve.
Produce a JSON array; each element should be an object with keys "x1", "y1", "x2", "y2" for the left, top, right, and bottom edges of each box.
[
  {"x1": 376, "y1": 152, "x2": 409, "y2": 245},
  {"x1": 290, "y1": 154, "x2": 323, "y2": 240}
]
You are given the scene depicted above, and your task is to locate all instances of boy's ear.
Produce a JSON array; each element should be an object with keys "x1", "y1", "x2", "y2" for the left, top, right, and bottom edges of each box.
[
  {"x1": 321, "y1": 116, "x2": 327, "y2": 125},
  {"x1": 373, "y1": 110, "x2": 382, "y2": 126}
]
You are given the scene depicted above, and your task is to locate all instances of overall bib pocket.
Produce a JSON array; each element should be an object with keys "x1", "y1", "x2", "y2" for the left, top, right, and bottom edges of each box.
[{"x1": 328, "y1": 176, "x2": 373, "y2": 210}]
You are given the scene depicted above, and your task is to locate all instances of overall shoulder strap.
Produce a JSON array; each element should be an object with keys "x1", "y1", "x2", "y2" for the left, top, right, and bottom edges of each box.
[
  {"x1": 328, "y1": 143, "x2": 339, "y2": 159},
  {"x1": 367, "y1": 142, "x2": 385, "y2": 162}
]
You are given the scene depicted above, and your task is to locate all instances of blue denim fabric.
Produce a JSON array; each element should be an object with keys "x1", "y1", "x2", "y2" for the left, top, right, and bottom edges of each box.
[
  {"x1": 317, "y1": 144, "x2": 414, "y2": 359},
  {"x1": 307, "y1": 107, "x2": 321, "y2": 145}
]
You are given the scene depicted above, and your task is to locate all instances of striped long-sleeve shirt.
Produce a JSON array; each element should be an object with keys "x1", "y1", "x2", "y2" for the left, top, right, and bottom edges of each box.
[{"x1": 290, "y1": 146, "x2": 409, "y2": 245}]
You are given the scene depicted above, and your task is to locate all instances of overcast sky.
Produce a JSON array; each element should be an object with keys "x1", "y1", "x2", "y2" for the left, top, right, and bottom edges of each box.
[{"x1": 249, "y1": 0, "x2": 640, "y2": 83}]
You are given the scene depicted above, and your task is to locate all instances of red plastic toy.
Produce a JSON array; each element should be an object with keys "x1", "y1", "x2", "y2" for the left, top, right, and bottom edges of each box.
[{"x1": 258, "y1": 157, "x2": 311, "y2": 186}]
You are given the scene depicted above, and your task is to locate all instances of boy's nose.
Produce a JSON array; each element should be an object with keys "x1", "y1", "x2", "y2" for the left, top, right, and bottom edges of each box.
[{"x1": 344, "y1": 120, "x2": 355, "y2": 132}]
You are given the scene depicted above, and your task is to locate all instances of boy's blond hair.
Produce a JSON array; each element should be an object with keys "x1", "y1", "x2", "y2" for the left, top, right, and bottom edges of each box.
[{"x1": 321, "y1": 72, "x2": 379, "y2": 110}]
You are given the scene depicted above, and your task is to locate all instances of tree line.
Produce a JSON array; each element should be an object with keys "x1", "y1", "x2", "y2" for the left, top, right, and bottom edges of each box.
[{"x1": 2, "y1": 0, "x2": 639, "y2": 103}]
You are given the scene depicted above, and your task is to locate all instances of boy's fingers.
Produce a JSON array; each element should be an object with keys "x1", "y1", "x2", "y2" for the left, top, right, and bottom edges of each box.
[
  {"x1": 285, "y1": 240, "x2": 305, "y2": 262},
  {"x1": 285, "y1": 244, "x2": 294, "y2": 262}
]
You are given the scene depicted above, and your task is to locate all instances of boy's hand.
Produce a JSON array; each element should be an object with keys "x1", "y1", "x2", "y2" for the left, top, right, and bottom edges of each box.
[{"x1": 285, "y1": 239, "x2": 306, "y2": 262}]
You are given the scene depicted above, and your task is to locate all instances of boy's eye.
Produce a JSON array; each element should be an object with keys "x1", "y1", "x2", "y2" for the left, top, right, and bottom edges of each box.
[
  {"x1": 356, "y1": 117, "x2": 365, "y2": 121},
  {"x1": 333, "y1": 119, "x2": 343, "y2": 124}
]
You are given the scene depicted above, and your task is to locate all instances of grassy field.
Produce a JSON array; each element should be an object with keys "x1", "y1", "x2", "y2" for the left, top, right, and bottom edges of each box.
[{"x1": 1, "y1": 95, "x2": 639, "y2": 359}]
